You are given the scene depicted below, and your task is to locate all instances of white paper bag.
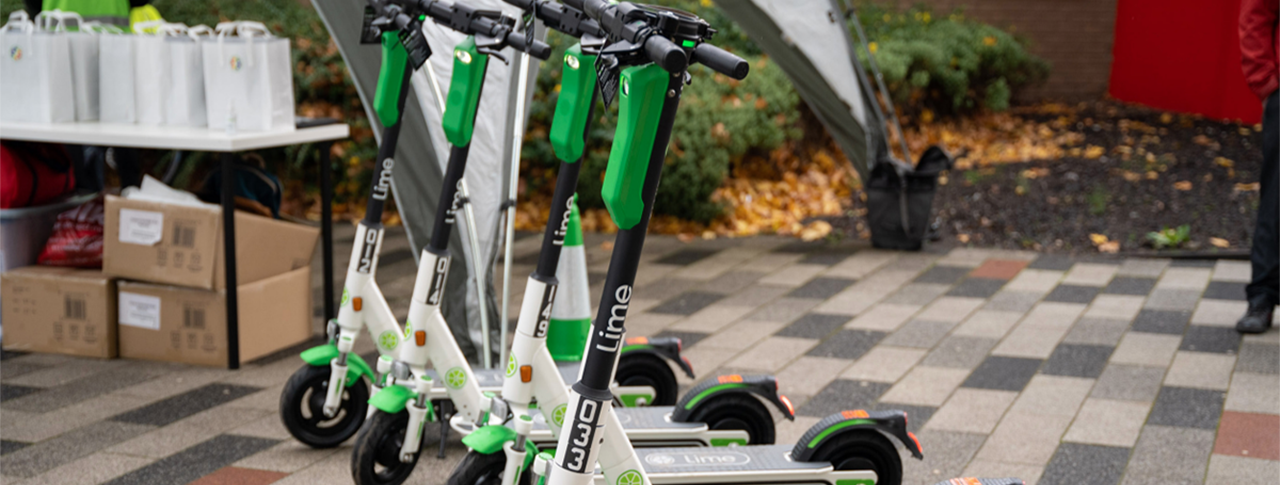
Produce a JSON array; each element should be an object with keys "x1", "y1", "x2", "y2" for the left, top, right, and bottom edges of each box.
[
  {"x1": 133, "y1": 20, "x2": 178, "y2": 126},
  {"x1": 97, "y1": 23, "x2": 135, "y2": 123},
  {"x1": 202, "y1": 21, "x2": 295, "y2": 132},
  {"x1": 50, "y1": 12, "x2": 100, "y2": 121},
  {"x1": 0, "y1": 11, "x2": 76, "y2": 123},
  {"x1": 165, "y1": 25, "x2": 209, "y2": 127}
]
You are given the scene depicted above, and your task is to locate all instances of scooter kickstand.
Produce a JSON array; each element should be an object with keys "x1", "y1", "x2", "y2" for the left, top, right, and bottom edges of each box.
[{"x1": 436, "y1": 400, "x2": 452, "y2": 459}]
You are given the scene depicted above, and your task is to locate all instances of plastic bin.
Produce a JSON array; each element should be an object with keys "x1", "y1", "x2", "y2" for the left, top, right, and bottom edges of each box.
[{"x1": 0, "y1": 193, "x2": 98, "y2": 273}]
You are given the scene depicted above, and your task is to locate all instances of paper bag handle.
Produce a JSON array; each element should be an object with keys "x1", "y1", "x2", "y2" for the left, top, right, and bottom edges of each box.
[
  {"x1": 36, "y1": 9, "x2": 84, "y2": 32},
  {"x1": 187, "y1": 24, "x2": 213, "y2": 39},
  {"x1": 1, "y1": 10, "x2": 33, "y2": 33}
]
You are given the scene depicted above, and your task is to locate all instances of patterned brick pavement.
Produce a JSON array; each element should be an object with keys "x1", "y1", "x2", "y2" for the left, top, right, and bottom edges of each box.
[{"x1": 2, "y1": 226, "x2": 1277, "y2": 484}]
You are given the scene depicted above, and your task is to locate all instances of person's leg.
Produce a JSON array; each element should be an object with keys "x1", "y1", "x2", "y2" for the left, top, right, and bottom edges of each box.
[{"x1": 1240, "y1": 90, "x2": 1279, "y2": 333}]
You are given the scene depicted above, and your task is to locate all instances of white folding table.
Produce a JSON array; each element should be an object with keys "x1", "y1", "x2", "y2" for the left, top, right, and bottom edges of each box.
[{"x1": 0, "y1": 121, "x2": 350, "y2": 368}]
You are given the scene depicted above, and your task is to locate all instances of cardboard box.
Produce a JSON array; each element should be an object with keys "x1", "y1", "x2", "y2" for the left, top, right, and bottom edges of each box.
[
  {"x1": 2, "y1": 266, "x2": 118, "y2": 358},
  {"x1": 117, "y1": 266, "x2": 313, "y2": 367},
  {"x1": 103, "y1": 195, "x2": 319, "y2": 290}
]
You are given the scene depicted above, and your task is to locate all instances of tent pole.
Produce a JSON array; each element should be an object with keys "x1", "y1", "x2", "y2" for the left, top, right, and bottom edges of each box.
[{"x1": 843, "y1": 0, "x2": 911, "y2": 164}]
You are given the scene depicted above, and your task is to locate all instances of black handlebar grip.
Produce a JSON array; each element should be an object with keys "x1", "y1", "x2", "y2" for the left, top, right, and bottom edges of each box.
[
  {"x1": 502, "y1": 0, "x2": 536, "y2": 10},
  {"x1": 645, "y1": 35, "x2": 688, "y2": 73},
  {"x1": 508, "y1": 32, "x2": 554, "y2": 60},
  {"x1": 692, "y1": 43, "x2": 748, "y2": 80}
]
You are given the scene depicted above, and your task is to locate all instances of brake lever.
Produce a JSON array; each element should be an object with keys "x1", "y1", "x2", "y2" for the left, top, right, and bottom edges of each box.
[
  {"x1": 580, "y1": 32, "x2": 606, "y2": 55},
  {"x1": 475, "y1": 37, "x2": 509, "y2": 64}
]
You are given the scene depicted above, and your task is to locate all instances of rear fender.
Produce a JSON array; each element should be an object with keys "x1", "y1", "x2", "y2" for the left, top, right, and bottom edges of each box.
[
  {"x1": 671, "y1": 374, "x2": 796, "y2": 422},
  {"x1": 791, "y1": 409, "x2": 924, "y2": 461},
  {"x1": 298, "y1": 344, "x2": 373, "y2": 387},
  {"x1": 621, "y1": 336, "x2": 695, "y2": 379}
]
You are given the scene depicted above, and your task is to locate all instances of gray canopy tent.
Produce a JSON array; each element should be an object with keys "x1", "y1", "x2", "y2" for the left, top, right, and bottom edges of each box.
[{"x1": 314, "y1": 0, "x2": 543, "y2": 366}]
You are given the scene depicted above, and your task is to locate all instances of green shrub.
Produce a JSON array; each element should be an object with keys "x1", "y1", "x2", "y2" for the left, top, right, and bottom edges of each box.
[{"x1": 852, "y1": 2, "x2": 1049, "y2": 115}]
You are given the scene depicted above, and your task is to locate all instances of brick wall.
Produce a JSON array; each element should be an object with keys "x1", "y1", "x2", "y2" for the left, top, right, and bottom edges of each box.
[{"x1": 891, "y1": 0, "x2": 1119, "y2": 102}]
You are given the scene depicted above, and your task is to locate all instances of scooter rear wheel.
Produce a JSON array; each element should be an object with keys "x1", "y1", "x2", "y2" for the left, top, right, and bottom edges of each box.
[
  {"x1": 811, "y1": 430, "x2": 902, "y2": 485},
  {"x1": 446, "y1": 450, "x2": 533, "y2": 485},
  {"x1": 615, "y1": 353, "x2": 678, "y2": 406},
  {"x1": 685, "y1": 393, "x2": 776, "y2": 445},
  {"x1": 351, "y1": 410, "x2": 424, "y2": 485},
  {"x1": 280, "y1": 364, "x2": 369, "y2": 448}
]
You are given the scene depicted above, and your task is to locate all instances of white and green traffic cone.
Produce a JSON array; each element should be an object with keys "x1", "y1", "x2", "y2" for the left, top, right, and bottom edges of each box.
[{"x1": 546, "y1": 199, "x2": 592, "y2": 362}]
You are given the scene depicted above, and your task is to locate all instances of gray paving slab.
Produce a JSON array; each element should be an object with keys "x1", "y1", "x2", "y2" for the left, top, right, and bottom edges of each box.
[
  {"x1": 921, "y1": 336, "x2": 1000, "y2": 369},
  {"x1": 880, "y1": 320, "x2": 956, "y2": 349},
  {"x1": 1179, "y1": 325, "x2": 1242, "y2": 354},
  {"x1": 775, "y1": 313, "x2": 851, "y2": 339},
  {"x1": 914, "y1": 265, "x2": 972, "y2": 284},
  {"x1": 110, "y1": 384, "x2": 261, "y2": 427},
  {"x1": 963, "y1": 356, "x2": 1043, "y2": 392},
  {"x1": 786, "y1": 277, "x2": 856, "y2": 300},
  {"x1": 745, "y1": 297, "x2": 821, "y2": 323},
  {"x1": 0, "y1": 420, "x2": 153, "y2": 477},
  {"x1": 1131, "y1": 309, "x2": 1192, "y2": 335},
  {"x1": 1103, "y1": 277, "x2": 1158, "y2": 296},
  {"x1": 1202, "y1": 281, "x2": 1247, "y2": 301},
  {"x1": 947, "y1": 278, "x2": 1008, "y2": 298},
  {"x1": 1091, "y1": 364, "x2": 1166, "y2": 402},
  {"x1": 900, "y1": 430, "x2": 987, "y2": 485},
  {"x1": 1062, "y1": 318, "x2": 1130, "y2": 346},
  {"x1": 1041, "y1": 343, "x2": 1114, "y2": 378},
  {"x1": 100, "y1": 434, "x2": 279, "y2": 485},
  {"x1": 1147, "y1": 387, "x2": 1225, "y2": 429},
  {"x1": 648, "y1": 290, "x2": 727, "y2": 316},
  {"x1": 1044, "y1": 284, "x2": 1100, "y2": 304},
  {"x1": 797, "y1": 379, "x2": 891, "y2": 417},
  {"x1": 1027, "y1": 254, "x2": 1076, "y2": 271},
  {"x1": 806, "y1": 329, "x2": 887, "y2": 360},
  {"x1": 1235, "y1": 342, "x2": 1280, "y2": 374},
  {"x1": 1040, "y1": 443, "x2": 1131, "y2": 485},
  {"x1": 1120, "y1": 425, "x2": 1215, "y2": 485}
]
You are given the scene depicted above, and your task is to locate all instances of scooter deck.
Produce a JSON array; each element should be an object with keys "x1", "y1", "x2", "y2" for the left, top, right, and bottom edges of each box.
[{"x1": 635, "y1": 445, "x2": 826, "y2": 473}]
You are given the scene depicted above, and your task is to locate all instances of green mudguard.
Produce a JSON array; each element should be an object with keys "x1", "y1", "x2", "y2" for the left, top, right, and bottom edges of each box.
[
  {"x1": 368, "y1": 384, "x2": 417, "y2": 414},
  {"x1": 374, "y1": 31, "x2": 409, "y2": 127},
  {"x1": 549, "y1": 44, "x2": 597, "y2": 164},
  {"x1": 442, "y1": 36, "x2": 488, "y2": 146},
  {"x1": 299, "y1": 344, "x2": 373, "y2": 387},
  {"x1": 601, "y1": 64, "x2": 668, "y2": 230},
  {"x1": 461, "y1": 424, "x2": 517, "y2": 455}
]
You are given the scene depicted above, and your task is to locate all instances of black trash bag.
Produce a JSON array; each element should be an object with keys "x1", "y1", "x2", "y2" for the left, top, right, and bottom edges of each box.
[{"x1": 865, "y1": 146, "x2": 953, "y2": 251}]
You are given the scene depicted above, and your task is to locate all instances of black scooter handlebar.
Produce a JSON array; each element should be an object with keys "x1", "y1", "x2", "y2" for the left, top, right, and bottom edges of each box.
[
  {"x1": 645, "y1": 34, "x2": 688, "y2": 73},
  {"x1": 508, "y1": 30, "x2": 553, "y2": 60},
  {"x1": 691, "y1": 43, "x2": 748, "y2": 80}
]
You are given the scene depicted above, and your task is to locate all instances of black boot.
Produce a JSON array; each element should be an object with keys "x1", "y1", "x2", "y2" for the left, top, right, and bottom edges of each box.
[{"x1": 1236, "y1": 302, "x2": 1275, "y2": 334}]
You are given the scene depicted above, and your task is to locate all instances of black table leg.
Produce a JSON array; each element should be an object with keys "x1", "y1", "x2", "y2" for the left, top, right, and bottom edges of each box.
[
  {"x1": 221, "y1": 152, "x2": 240, "y2": 370},
  {"x1": 320, "y1": 142, "x2": 335, "y2": 322}
]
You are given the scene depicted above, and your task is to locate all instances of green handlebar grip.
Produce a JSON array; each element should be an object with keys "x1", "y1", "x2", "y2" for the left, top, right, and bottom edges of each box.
[
  {"x1": 549, "y1": 44, "x2": 597, "y2": 164},
  {"x1": 443, "y1": 36, "x2": 488, "y2": 147},
  {"x1": 601, "y1": 64, "x2": 668, "y2": 230},
  {"x1": 374, "y1": 31, "x2": 409, "y2": 128}
]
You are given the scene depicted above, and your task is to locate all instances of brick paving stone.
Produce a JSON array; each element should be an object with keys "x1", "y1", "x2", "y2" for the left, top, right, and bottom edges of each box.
[
  {"x1": 1117, "y1": 258, "x2": 1171, "y2": 278},
  {"x1": 1007, "y1": 375, "x2": 1094, "y2": 417},
  {"x1": 953, "y1": 310, "x2": 1026, "y2": 339},
  {"x1": 880, "y1": 320, "x2": 957, "y2": 349},
  {"x1": 1192, "y1": 299, "x2": 1249, "y2": 327},
  {"x1": 806, "y1": 329, "x2": 886, "y2": 360},
  {"x1": 1131, "y1": 309, "x2": 1192, "y2": 335},
  {"x1": 1204, "y1": 454, "x2": 1280, "y2": 485},
  {"x1": 975, "y1": 412, "x2": 1073, "y2": 465},
  {"x1": 983, "y1": 291, "x2": 1043, "y2": 313},
  {"x1": 1149, "y1": 387, "x2": 1225, "y2": 429},
  {"x1": 880, "y1": 366, "x2": 971, "y2": 406},
  {"x1": 1027, "y1": 254, "x2": 1076, "y2": 271},
  {"x1": 1062, "y1": 263, "x2": 1118, "y2": 287},
  {"x1": 1157, "y1": 267, "x2": 1212, "y2": 291},
  {"x1": 1235, "y1": 343, "x2": 1280, "y2": 374},
  {"x1": 1084, "y1": 295, "x2": 1145, "y2": 321},
  {"x1": 925, "y1": 388, "x2": 1017, "y2": 433},
  {"x1": 1179, "y1": 325, "x2": 1242, "y2": 354},
  {"x1": 647, "y1": 291, "x2": 726, "y2": 316},
  {"x1": 1203, "y1": 281, "x2": 1248, "y2": 301},
  {"x1": 1225, "y1": 372, "x2": 1280, "y2": 415},
  {"x1": 970, "y1": 259, "x2": 1029, "y2": 280},
  {"x1": 963, "y1": 356, "x2": 1043, "y2": 392},
  {"x1": 1039, "y1": 443, "x2": 1131, "y2": 485},
  {"x1": 916, "y1": 297, "x2": 986, "y2": 323},
  {"x1": 775, "y1": 313, "x2": 850, "y2": 339},
  {"x1": 1213, "y1": 411, "x2": 1280, "y2": 461},
  {"x1": 914, "y1": 265, "x2": 972, "y2": 284},
  {"x1": 1111, "y1": 332, "x2": 1182, "y2": 367},
  {"x1": 1062, "y1": 318, "x2": 1130, "y2": 346},
  {"x1": 947, "y1": 278, "x2": 1008, "y2": 298},
  {"x1": 1005, "y1": 270, "x2": 1066, "y2": 294},
  {"x1": 785, "y1": 277, "x2": 856, "y2": 300},
  {"x1": 190, "y1": 467, "x2": 289, "y2": 485},
  {"x1": 899, "y1": 430, "x2": 987, "y2": 485},
  {"x1": 1044, "y1": 284, "x2": 1100, "y2": 304},
  {"x1": 840, "y1": 346, "x2": 927, "y2": 383},
  {"x1": 1063, "y1": 398, "x2": 1152, "y2": 447},
  {"x1": 744, "y1": 297, "x2": 821, "y2": 323},
  {"x1": 883, "y1": 283, "x2": 952, "y2": 305},
  {"x1": 757, "y1": 263, "x2": 828, "y2": 287},
  {"x1": 1042, "y1": 343, "x2": 1114, "y2": 378},
  {"x1": 1164, "y1": 351, "x2": 1237, "y2": 390},
  {"x1": 797, "y1": 379, "x2": 891, "y2": 417},
  {"x1": 1091, "y1": 364, "x2": 1166, "y2": 402},
  {"x1": 724, "y1": 336, "x2": 817, "y2": 372},
  {"x1": 1120, "y1": 425, "x2": 1215, "y2": 485},
  {"x1": 921, "y1": 335, "x2": 1000, "y2": 369},
  {"x1": 695, "y1": 320, "x2": 788, "y2": 350},
  {"x1": 1144, "y1": 289, "x2": 1203, "y2": 311},
  {"x1": 1211, "y1": 260, "x2": 1252, "y2": 282},
  {"x1": 1103, "y1": 276, "x2": 1158, "y2": 296}
]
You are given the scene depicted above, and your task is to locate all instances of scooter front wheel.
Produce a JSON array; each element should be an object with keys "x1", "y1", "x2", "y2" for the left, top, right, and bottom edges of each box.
[
  {"x1": 280, "y1": 364, "x2": 369, "y2": 448},
  {"x1": 615, "y1": 353, "x2": 678, "y2": 406},
  {"x1": 811, "y1": 430, "x2": 902, "y2": 485},
  {"x1": 446, "y1": 449, "x2": 533, "y2": 485},
  {"x1": 351, "y1": 410, "x2": 424, "y2": 485}
]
